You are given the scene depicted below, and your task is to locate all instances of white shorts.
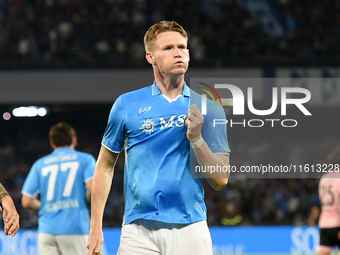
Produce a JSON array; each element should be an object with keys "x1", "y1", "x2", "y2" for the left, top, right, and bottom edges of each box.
[
  {"x1": 118, "y1": 219, "x2": 213, "y2": 255},
  {"x1": 39, "y1": 233, "x2": 88, "y2": 255}
]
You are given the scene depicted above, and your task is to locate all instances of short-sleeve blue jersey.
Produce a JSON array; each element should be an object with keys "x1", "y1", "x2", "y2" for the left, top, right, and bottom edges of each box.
[
  {"x1": 102, "y1": 81, "x2": 230, "y2": 225},
  {"x1": 21, "y1": 147, "x2": 95, "y2": 235}
]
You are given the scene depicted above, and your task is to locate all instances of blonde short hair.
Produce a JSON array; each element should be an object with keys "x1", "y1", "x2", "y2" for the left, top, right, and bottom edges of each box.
[{"x1": 143, "y1": 21, "x2": 188, "y2": 52}]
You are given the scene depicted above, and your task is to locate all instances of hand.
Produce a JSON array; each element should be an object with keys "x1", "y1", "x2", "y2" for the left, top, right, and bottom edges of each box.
[
  {"x1": 87, "y1": 227, "x2": 104, "y2": 255},
  {"x1": 1, "y1": 196, "x2": 20, "y2": 237},
  {"x1": 185, "y1": 106, "x2": 204, "y2": 143}
]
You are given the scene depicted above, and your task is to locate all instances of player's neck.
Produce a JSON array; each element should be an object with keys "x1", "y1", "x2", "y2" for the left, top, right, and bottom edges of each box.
[
  {"x1": 154, "y1": 73, "x2": 185, "y2": 99},
  {"x1": 54, "y1": 145, "x2": 74, "y2": 150}
]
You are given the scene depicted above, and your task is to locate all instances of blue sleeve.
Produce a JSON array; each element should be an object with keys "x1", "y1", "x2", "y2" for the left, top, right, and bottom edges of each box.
[
  {"x1": 83, "y1": 154, "x2": 96, "y2": 182},
  {"x1": 102, "y1": 96, "x2": 126, "y2": 152},
  {"x1": 21, "y1": 161, "x2": 41, "y2": 197},
  {"x1": 202, "y1": 103, "x2": 231, "y2": 154}
]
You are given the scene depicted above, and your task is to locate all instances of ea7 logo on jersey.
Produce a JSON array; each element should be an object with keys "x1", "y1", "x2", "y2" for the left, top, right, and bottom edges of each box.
[
  {"x1": 140, "y1": 115, "x2": 187, "y2": 135},
  {"x1": 139, "y1": 107, "x2": 151, "y2": 113}
]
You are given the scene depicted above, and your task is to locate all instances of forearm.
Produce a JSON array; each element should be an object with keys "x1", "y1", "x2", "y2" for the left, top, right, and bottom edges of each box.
[
  {"x1": 28, "y1": 199, "x2": 40, "y2": 212},
  {"x1": 186, "y1": 106, "x2": 230, "y2": 191},
  {"x1": 90, "y1": 145, "x2": 118, "y2": 229},
  {"x1": 86, "y1": 180, "x2": 93, "y2": 204},
  {"x1": 22, "y1": 196, "x2": 41, "y2": 212},
  {"x1": 90, "y1": 167, "x2": 114, "y2": 229},
  {"x1": 193, "y1": 138, "x2": 230, "y2": 191},
  {"x1": 0, "y1": 183, "x2": 9, "y2": 203}
]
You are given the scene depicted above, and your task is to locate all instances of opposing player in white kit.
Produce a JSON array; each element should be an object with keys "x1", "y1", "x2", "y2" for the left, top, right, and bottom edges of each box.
[
  {"x1": 317, "y1": 149, "x2": 340, "y2": 255},
  {"x1": 21, "y1": 122, "x2": 96, "y2": 255},
  {"x1": 87, "y1": 21, "x2": 230, "y2": 255}
]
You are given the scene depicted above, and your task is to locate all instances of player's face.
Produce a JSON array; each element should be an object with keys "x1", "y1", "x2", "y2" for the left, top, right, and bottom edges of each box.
[{"x1": 149, "y1": 31, "x2": 189, "y2": 76}]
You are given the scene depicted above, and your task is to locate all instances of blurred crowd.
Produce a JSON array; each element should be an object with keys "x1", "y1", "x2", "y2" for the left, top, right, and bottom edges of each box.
[
  {"x1": 1, "y1": 106, "x2": 339, "y2": 228},
  {"x1": 1, "y1": 0, "x2": 340, "y2": 69}
]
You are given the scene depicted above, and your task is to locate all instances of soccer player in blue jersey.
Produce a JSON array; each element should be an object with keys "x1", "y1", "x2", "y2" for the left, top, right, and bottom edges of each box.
[
  {"x1": 21, "y1": 122, "x2": 96, "y2": 255},
  {"x1": 0, "y1": 183, "x2": 20, "y2": 236},
  {"x1": 87, "y1": 21, "x2": 230, "y2": 255}
]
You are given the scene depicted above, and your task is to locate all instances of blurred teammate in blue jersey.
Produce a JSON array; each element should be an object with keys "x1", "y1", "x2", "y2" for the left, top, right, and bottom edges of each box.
[
  {"x1": 87, "y1": 21, "x2": 230, "y2": 255},
  {"x1": 21, "y1": 122, "x2": 96, "y2": 255}
]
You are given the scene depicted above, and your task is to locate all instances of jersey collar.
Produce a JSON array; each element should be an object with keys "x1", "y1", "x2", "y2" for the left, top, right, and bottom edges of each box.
[
  {"x1": 151, "y1": 81, "x2": 191, "y2": 97},
  {"x1": 53, "y1": 147, "x2": 74, "y2": 153}
]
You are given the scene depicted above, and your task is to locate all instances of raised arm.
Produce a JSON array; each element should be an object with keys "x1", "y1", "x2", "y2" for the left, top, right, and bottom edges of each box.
[
  {"x1": 186, "y1": 106, "x2": 230, "y2": 191},
  {"x1": 193, "y1": 143, "x2": 230, "y2": 191},
  {"x1": 0, "y1": 183, "x2": 20, "y2": 236},
  {"x1": 87, "y1": 145, "x2": 120, "y2": 255}
]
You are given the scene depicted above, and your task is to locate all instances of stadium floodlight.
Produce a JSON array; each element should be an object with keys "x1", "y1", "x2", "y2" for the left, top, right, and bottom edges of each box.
[
  {"x1": 12, "y1": 106, "x2": 48, "y2": 117},
  {"x1": 3, "y1": 112, "x2": 11, "y2": 120},
  {"x1": 38, "y1": 107, "x2": 47, "y2": 117}
]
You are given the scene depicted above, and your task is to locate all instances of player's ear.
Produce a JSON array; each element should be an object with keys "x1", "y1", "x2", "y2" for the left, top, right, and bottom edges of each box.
[
  {"x1": 50, "y1": 139, "x2": 57, "y2": 149},
  {"x1": 72, "y1": 136, "x2": 78, "y2": 148},
  {"x1": 146, "y1": 52, "x2": 155, "y2": 65}
]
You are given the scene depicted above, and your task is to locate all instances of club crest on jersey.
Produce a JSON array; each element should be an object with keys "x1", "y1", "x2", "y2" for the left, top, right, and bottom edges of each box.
[{"x1": 140, "y1": 118, "x2": 157, "y2": 135}]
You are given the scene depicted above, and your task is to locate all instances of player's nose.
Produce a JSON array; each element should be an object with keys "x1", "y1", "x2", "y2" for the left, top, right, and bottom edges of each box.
[{"x1": 173, "y1": 47, "x2": 182, "y2": 57}]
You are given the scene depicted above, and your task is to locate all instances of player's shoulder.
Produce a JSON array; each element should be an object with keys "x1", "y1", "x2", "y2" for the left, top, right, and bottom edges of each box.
[
  {"x1": 119, "y1": 85, "x2": 152, "y2": 102},
  {"x1": 190, "y1": 88, "x2": 225, "y2": 120},
  {"x1": 74, "y1": 150, "x2": 96, "y2": 161},
  {"x1": 189, "y1": 89, "x2": 202, "y2": 104},
  {"x1": 190, "y1": 88, "x2": 223, "y2": 108},
  {"x1": 33, "y1": 152, "x2": 55, "y2": 166}
]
